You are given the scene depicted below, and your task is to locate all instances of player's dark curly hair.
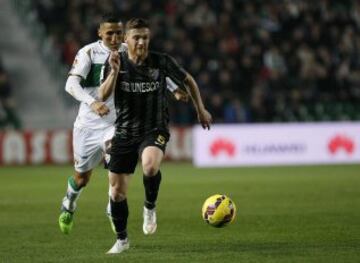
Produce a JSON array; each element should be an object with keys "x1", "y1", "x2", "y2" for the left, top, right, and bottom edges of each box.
[
  {"x1": 125, "y1": 18, "x2": 149, "y2": 32},
  {"x1": 100, "y1": 13, "x2": 121, "y2": 24}
]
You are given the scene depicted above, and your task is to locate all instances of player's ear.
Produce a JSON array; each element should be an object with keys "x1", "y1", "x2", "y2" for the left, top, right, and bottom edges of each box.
[{"x1": 98, "y1": 24, "x2": 103, "y2": 38}]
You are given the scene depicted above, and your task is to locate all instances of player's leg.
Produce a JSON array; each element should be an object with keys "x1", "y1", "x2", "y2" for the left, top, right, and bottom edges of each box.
[
  {"x1": 140, "y1": 131, "x2": 169, "y2": 235},
  {"x1": 142, "y1": 146, "x2": 164, "y2": 207},
  {"x1": 141, "y1": 146, "x2": 164, "y2": 235},
  {"x1": 101, "y1": 126, "x2": 117, "y2": 232},
  {"x1": 59, "y1": 170, "x2": 92, "y2": 234},
  {"x1": 59, "y1": 127, "x2": 103, "y2": 234},
  {"x1": 106, "y1": 171, "x2": 131, "y2": 254},
  {"x1": 106, "y1": 148, "x2": 138, "y2": 254},
  {"x1": 61, "y1": 170, "x2": 92, "y2": 212}
]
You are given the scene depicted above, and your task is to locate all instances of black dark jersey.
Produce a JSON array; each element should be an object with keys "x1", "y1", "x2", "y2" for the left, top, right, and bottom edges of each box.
[{"x1": 104, "y1": 51, "x2": 187, "y2": 140}]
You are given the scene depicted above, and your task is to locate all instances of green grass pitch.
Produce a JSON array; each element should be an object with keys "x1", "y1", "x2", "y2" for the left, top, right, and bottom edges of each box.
[{"x1": 0, "y1": 163, "x2": 359, "y2": 263}]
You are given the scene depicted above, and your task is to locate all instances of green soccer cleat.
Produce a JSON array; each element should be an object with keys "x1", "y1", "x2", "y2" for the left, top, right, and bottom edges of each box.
[{"x1": 59, "y1": 211, "x2": 74, "y2": 234}]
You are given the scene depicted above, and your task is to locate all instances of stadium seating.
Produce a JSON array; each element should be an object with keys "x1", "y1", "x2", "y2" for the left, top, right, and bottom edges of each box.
[{"x1": 12, "y1": 0, "x2": 360, "y2": 124}]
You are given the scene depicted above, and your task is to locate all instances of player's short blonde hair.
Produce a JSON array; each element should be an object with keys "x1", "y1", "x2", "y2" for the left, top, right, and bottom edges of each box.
[{"x1": 125, "y1": 18, "x2": 149, "y2": 32}]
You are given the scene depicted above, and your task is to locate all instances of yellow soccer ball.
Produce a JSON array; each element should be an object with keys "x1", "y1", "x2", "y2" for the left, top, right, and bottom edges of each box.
[{"x1": 202, "y1": 194, "x2": 236, "y2": 227}]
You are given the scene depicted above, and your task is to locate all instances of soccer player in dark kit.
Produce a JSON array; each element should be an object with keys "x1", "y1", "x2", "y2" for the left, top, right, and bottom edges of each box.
[{"x1": 99, "y1": 18, "x2": 212, "y2": 254}]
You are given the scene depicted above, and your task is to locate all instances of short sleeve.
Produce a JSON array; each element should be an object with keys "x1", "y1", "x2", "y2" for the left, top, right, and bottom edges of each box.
[
  {"x1": 69, "y1": 48, "x2": 91, "y2": 79},
  {"x1": 164, "y1": 54, "x2": 187, "y2": 86}
]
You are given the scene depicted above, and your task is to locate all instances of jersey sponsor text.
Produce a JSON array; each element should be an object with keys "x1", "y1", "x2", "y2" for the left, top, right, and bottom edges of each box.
[{"x1": 120, "y1": 81, "x2": 160, "y2": 93}]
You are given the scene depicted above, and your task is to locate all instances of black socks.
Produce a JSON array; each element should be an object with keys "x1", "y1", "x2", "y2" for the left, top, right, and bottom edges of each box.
[
  {"x1": 109, "y1": 170, "x2": 162, "y2": 240},
  {"x1": 110, "y1": 198, "x2": 128, "y2": 240},
  {"x1": 143, "y1": 171, "x2": 162, "y2": 210}
]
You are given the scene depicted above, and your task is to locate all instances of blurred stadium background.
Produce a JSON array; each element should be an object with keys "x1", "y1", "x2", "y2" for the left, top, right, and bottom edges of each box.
[
  {"x1": 3, "y1": 0, "x2": 360, "y2": 129},
  {"x1": 0, "y1": 0, "x2": 359, "y2": 262}
]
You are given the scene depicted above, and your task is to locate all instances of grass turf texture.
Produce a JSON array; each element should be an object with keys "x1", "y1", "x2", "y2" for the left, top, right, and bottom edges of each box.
[{"x1": 0, "y1": 163, "x2": 359, "y2": 263}]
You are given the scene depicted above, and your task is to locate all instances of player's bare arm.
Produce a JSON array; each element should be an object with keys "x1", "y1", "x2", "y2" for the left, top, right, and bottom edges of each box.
[
  {"x1": 99, "y1": 51, "x2": 120, "y2": 101},
  {"x1": 184, "y1": 73, "x2": 212, "y2": 130}
]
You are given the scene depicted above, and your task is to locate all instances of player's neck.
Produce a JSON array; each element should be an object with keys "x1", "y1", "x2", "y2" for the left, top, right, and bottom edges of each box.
[
  {"x1": 128, "y1": 52, "x2": 147, "y2": 65},
  {"x1": 101, "y1": 41, "x2": 119, "y2": 52}
]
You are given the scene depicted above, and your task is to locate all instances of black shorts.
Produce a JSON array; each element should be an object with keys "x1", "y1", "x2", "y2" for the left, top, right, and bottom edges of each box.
[{"x1": 108, "y1": 130, "x2": 170, "y2": 174}]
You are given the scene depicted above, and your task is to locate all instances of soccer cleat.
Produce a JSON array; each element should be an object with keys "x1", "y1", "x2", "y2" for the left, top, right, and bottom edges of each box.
[
  {"x1": 143, "y1": 207, "x2": 157, "y2": 235},
  {"x1": 59, "y1": 211, "x2": 74, "y2": 234},
  {"x1": 106, "y1": 239, "x2": 130, "y2": 254}
]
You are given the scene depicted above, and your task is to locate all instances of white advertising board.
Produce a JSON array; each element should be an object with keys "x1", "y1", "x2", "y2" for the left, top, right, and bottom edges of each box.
[{"x1": 193, "y1": 123, "x2": 360, "y2": 167}]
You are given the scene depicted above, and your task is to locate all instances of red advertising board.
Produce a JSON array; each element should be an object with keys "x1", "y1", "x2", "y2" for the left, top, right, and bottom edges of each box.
[{"x1": 0, "y1": 127, "x2": 193, "y2": 165}]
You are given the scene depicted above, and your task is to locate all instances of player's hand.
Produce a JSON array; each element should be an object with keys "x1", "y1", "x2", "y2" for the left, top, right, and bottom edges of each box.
[
  {"x1": 197, "y1": 108, "x2": 212, "y2": 130},
  {"x1": 109, "y1": 51, "x2": 120, "y2": 73},
  {"x1": 173, "y1": 89, "x2": 189, "y2": 102},
  {"x1": 90, "y1": 101, "x2": 110, "y2": 117}
]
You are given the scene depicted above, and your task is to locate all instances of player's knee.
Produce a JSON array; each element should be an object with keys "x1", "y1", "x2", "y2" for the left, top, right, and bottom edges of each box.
[
  {"x1": 75, "y1": 176, "x2": 90, "y2": 188},
  {"x1": 74, "y1": 172, "x2": 91, "y2": 188},
  {"x1": 142, "y1": 161, "x2": 159, "y2": 176},
  {"x1": 75, "y1": 175, "x2": 90, "y2": 188},
  {"x1": 110, "y1": 187, "x2": 127, "y2": 202}
]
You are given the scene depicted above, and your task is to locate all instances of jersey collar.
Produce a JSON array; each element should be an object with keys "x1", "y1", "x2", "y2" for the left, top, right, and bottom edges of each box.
[
  {"x1": 99, "y1": 41, "x2": 112, "y2": 52},
  {"x1": 125, "y1": 52, "x2": 151, "y2": 67}
]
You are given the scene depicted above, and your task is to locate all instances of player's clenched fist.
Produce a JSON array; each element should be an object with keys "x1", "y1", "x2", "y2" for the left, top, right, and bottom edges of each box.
[
  {"x1": 90, "y1": 101, "x2": 110, "y2": 117},
  {"x1": 197, "y1": 108, "x2": 212, "y2": 130},
  {"x1": 109, "y1": 51, "x2": 120, "y2": 72}
]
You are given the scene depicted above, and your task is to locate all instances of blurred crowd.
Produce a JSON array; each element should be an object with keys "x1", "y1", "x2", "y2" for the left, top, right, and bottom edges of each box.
[
  {"x1": 0, "y1": 56, "x2": 22, "y2": 130},
  {"x1": 32, "y1": 0, "x2": 360, "y2": 123}
]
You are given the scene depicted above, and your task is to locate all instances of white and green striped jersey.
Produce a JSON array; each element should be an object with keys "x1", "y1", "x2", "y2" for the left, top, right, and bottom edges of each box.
[{"x1": 69, "y1": 41, "x2": 126, "y2": 129}]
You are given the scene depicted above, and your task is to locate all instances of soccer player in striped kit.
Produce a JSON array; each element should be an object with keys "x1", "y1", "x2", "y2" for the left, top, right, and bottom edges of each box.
[{"x1": 99, "y1": 18, "x2": 212, "y2": 254}]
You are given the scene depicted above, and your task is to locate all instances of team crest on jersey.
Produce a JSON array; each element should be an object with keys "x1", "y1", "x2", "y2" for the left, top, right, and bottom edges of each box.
[{"x1": 149, "y1": 68, "x2": 160, "y2": 80}]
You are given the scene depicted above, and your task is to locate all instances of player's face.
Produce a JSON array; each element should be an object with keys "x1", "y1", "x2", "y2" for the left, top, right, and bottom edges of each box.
[
  {"x1": 125, "y1": 28, "x2": 150, "y2": 60},
  {"x1": 98, "y1": 22, "x2": 123, "y2": 51}
]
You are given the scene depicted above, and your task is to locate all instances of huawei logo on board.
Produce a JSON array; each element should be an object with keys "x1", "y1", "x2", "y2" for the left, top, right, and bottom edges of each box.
[
  {"x1": 210, "y1": 138, "x2": 236, "y2": 157},
  {"x1": 328, "y1": 135, "x2": 355, "y2": 155}
]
